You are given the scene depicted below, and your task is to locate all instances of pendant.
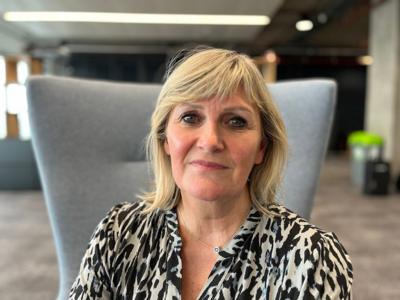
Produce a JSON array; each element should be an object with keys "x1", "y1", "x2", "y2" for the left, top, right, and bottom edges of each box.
[{"x1": 214, "y1": 246, "x2": 221, "y2": 253}]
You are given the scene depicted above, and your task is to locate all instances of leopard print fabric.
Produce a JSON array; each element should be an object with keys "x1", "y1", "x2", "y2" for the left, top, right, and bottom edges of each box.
[{"x1": 70, "y1": 201, "x2": 353, "y2": 299}]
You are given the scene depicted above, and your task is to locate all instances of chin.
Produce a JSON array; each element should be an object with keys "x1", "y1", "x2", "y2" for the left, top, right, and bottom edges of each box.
[
  {"x1": 186, "y1": 186, "x2": 234, "y2": 203},
  {"x1": 180, "y1": 177, "x2": 244, "y2": 203}
]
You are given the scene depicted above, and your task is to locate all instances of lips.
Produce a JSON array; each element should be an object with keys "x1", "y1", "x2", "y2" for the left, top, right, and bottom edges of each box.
[{"x1": 190, "y1": 160, "x2": 228, "y2": 170}]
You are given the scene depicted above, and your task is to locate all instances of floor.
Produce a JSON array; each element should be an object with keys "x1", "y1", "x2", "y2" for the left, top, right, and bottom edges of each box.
[
  {"x1": 0, "y1": 155, "x2": 399, "y2": 299},
  {"x1": 311, "y1": 156, "x2": 400, "y2": 299},
  {"x1": 0, "y1": 191, "x2": 58, "y2": 299}
]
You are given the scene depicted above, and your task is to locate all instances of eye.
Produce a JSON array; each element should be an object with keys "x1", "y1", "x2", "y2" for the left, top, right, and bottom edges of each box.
[
  {"x1": 228, "y1": 116, "x2": 248, "y2": 128},
  {"x1": 180, "y1": 112, "x2": 201, "y2": 125}
]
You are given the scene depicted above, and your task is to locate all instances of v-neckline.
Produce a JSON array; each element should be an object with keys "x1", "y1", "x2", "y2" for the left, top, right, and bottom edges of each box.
[{"x1": 165, "y1": 206, "x2": 262, "y2": 299}]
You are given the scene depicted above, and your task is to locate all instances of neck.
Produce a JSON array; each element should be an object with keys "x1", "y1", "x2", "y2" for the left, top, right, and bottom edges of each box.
[{"x1": 177, "y1": 188, "x2": 252, "y2": 248}]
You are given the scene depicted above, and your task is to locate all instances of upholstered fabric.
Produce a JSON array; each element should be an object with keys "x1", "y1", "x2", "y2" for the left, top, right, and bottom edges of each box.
[
  {"x1": 269, "y1": 80, "x2": 336, "y2": 221},
  {"x1": 27, "y1": 76, "x2": 335, "y2": 300}
]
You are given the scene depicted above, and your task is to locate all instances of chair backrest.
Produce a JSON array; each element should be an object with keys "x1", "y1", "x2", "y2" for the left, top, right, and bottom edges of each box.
[{"x1": 27, "y1": 76, "x2": 335, "y2": 300}]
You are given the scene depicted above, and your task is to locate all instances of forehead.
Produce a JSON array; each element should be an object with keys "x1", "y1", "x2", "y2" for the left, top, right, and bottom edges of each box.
[{"x1": 173, "y1": 92, "x2": 259, "y2": 114}]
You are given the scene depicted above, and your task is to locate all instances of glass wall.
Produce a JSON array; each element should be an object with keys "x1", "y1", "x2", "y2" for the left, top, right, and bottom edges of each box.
[
  {"x1": 0, "y1": 56, "x2": 31, "y2": 140},
  {"x1": 0, "y1": 56, "x2": 6, "y2": 139}
]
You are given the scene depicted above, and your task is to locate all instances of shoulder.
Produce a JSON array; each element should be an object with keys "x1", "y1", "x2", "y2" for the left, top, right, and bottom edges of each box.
[
  {"x1": 262, "y1": 203, "x2": 353, "y2": 298},
  {"x1": 102, "y1": 201, "x2": 147, "y2": 225},
  {"x1": 85, "y1": 201, "x2": 167, "y2": 270},
  {"x1": 97, "y1": 200, "x2": 165, "y2": 240},
  {"x1": 71, "y1": 201, "x2": 165, "y2": 297},
  {"x1": 86, "y1": 201, "x2": 145, "y2": 254},
  {"x1": 265, "y1": 202, "x2": 341, "y2": 247}
]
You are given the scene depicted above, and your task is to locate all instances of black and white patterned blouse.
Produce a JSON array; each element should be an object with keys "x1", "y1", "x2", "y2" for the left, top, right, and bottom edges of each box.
[{"x1": 70, "y1": 201, "x2": 353, "y2": 299}]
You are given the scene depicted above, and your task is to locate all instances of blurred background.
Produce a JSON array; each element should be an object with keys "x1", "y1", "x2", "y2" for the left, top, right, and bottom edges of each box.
[{"x1": 0, "y1": 0, "x2": 399, "y2": 299}]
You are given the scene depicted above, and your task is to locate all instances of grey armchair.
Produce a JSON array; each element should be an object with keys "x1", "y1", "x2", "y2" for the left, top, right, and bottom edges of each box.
[{"x1": 27, "y1": 76, "x2": 335, "y2": 300}]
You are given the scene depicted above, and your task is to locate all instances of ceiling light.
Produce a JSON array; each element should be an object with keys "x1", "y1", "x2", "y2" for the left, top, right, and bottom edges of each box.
[
  {"x1": 3, "y1": 12, "x2": 270, "y2": 26},
  {"x1": 296, "y1": 16, "x2": 313, "y2": 32},
  {"x1": 357, "y1": 55, "x2": 373, "y2": 66},
  {"x1": 264, "y1": 50, "x2": 278, "y2": 63}
]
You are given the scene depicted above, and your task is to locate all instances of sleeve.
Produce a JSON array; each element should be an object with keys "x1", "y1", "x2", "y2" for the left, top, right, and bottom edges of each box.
[
  {"x1": 305, "y1": 232, "x2": 353, "y2": 300},
  {"x1": 69, "y1": 203, "x2": 129, "y2": 300}
]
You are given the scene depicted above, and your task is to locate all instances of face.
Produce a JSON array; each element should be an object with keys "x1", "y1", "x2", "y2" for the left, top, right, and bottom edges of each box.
[{"x1": 163, "y1": 91, "x2": 266, "y2": 204}]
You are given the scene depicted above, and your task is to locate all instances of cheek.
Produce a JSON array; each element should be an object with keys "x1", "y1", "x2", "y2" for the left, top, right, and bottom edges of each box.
[
  {"x1": 164, "y1": 129, "x2": 191, "y2": 162},
  {"x1": 231, "y1": 139, "x2": 265, "y2": 168},
  {"x1": 164, "y1": 133, "x2": 194, "y2": 187}
]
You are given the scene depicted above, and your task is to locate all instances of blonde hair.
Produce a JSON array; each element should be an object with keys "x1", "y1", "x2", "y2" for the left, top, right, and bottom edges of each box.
[{"x1": 140, "y1": 47, "x2": 288, "y2": 215}]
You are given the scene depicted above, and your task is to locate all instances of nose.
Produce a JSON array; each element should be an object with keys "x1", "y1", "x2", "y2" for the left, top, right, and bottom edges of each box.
[{"x1": 197, "y1": 122, "x2": 224, "y2": 152}]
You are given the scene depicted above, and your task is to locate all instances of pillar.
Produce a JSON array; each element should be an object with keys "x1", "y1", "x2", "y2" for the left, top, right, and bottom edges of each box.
[
  {"x1": 366, "y1": 0, "x2": 400, "y2": 174},
  {"x1": 253, "y1": 50, "x2": 278, "y2": 83}
]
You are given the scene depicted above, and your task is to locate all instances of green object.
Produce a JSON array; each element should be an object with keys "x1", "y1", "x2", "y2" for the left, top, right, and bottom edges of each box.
[
  {"x1": 348, "y1": 131, "x2": 384, "y2": 186},
  {"x1": 347, "y1": 131, "x2": 384, "y2": 146}
]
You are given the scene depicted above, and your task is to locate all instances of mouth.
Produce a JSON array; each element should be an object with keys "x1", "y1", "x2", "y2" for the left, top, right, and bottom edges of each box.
[{"x1": 189, "y1": 160, "x2": 228, "y2": 170}]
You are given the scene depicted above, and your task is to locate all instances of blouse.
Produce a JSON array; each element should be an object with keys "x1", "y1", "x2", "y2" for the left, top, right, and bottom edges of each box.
[{"x1": 69, "y1": 201, "x2": 353, "y2": 299}]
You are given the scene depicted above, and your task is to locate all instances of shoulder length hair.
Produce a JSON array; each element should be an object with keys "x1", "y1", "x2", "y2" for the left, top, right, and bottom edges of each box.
[{"x1": 140, "y1": 47, "x2": 288, "y2": 215}]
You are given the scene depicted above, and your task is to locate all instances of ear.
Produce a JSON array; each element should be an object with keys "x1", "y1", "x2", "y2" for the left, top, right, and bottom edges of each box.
[
  {"x1": 163, "y1": 138, "x2": 170, "y2": 155},
  {"x1": 254, "y1": 139, "x2": 267, "y2": 165}
]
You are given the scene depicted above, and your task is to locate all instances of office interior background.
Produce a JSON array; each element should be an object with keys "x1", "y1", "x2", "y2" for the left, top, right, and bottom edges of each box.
[{"x1": 0, "y1": 0, "x2": 399, "y2": 299}]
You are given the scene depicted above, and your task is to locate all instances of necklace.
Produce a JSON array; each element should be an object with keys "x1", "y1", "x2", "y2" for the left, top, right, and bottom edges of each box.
[
  {"x1": 178, "y1": 209, "x2": 222, "y2": 253},
  {"x1": 178, "y1": 208, "x2": 239, "y2": 254}
]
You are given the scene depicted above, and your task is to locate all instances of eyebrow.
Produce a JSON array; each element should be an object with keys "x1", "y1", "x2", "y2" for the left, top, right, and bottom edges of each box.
[{"x1": 177, "y1": 103, "x2": 255, "y2": 114}]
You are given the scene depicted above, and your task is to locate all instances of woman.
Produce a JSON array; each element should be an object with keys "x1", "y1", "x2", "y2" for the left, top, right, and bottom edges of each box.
[{"x1": 70, "y1": 48, "x2": 353, "y2": 299}]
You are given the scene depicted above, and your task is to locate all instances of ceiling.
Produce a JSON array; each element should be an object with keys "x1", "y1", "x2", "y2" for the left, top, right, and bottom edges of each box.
[{"x1": 0, "y1": 0, "x2": 374, "y2": 58}]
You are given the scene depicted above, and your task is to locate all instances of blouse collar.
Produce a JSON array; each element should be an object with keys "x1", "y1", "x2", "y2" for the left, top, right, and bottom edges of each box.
[{"x1": 165, "y1": 205, "x2": 262, "y2": 258}]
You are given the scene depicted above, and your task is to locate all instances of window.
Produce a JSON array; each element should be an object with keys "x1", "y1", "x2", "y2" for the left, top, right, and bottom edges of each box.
[
  {"x1": 6, "y1": 83, "x2": 30, "y2": 139},
  {"x1": 0, "y1": 56, "x2": 6, "y2": 139},
  {"x1": 1, "y1": 57, "x2": 32, "y2": 140}
]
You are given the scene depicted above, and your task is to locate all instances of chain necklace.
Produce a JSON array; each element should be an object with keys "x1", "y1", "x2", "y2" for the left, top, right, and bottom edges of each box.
[{"x1": 178, "y1": 208, "x2": 239, "y2": 254}]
